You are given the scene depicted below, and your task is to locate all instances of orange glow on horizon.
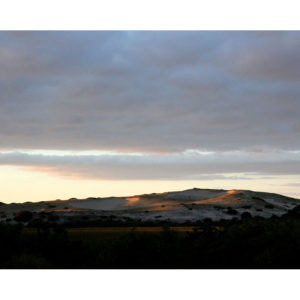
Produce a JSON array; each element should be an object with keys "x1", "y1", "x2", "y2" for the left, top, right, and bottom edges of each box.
[{"x1": 0, "y1": 165, "x2": 300, "y2": 203}]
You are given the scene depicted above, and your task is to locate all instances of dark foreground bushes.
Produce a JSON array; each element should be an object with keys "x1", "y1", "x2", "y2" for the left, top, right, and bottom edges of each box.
[{"x1": 2, "y1": 216, "x2": 300, "y2": 268}]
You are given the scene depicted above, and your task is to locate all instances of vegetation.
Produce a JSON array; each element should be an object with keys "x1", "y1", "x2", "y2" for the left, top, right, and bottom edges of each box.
[
  {"x1": 241, "y1": 212, "x2": 252, "y2": 218},
  {"x1": 265, "y1": 204, "x2": 275, "y2": 209},
  {"x1": 252, "y1": 196, "x2": 263, "y2": 201},
  {"x1": 225, "y1": 208, "x2": 238, "y2": 215},
  {"x1": 241, "y1": 205, "x2": 252, "y2": 209},
  {"x1": 1, "y1": 212, "x2": 300, "y2": 268},
  {"x1": 14, "y1": 211, "x2": 33, "y2": 222}
]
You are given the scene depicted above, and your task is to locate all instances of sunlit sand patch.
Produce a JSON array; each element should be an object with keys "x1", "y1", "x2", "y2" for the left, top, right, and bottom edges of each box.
[
  {"x1": 193, "y1": 195, "x2": 243, "y2": 205},
  {"x1": 227, "y1": 190, "x2": 242, "y2": 195},
  {"x1": 125, "y1": 196, "x2": 141, "y2": 206}
]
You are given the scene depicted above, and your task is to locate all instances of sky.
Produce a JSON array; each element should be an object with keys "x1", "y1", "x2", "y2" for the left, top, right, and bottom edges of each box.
[{"x1": 0, "y1": 31, "x2": 300, "y2": 203}]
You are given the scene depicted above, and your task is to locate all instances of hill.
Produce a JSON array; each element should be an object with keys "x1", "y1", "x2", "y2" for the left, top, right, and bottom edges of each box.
[{"x1": 0, "y1": 188, "x2": 299, "y2": 225}]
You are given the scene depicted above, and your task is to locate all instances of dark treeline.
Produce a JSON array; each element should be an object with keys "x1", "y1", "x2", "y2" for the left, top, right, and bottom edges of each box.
[{"x1": 1, "y1": 211, "x2": 300, "y2": 268}]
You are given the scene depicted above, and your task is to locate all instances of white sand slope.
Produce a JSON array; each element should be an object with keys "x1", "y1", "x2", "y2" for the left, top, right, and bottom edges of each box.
[
  {"x1": 66, "y1": 188, "x2": 228, "y2": 211},
  {"x1": 67, "y1": 188, "x2": 299, "y2": 212},
  {"x1": 69, "y1": 197, "x2": 127, "y2": 210},
  {"x1": 0, "y1": 188, "x2": 299, "y2": 223}
]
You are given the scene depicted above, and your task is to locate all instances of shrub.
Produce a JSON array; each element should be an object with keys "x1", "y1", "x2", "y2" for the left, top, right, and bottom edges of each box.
[
  {"x1": 226, "y1": 208, "x2": 238, "y2": 215},
  {"x1": 47, "y1": 204, "x2": 56, "y2": 208},
  {"x1": 242, "y1": 205, "x2": 251, "y2": 209},
  {"x1": 203, "y1": 218, "x2": 212, "y2": 223},
  {"x1": 14, "y1": 211, "x2": 33, "y2": 222},
  {"x1": 213, "y1": 206, "x2": 222, "y2": 209},
  {"x1": 265, "y1": 204, "x2": 275, "y2": 209},
  {"x1": 241, "y1": 212, "x2": 252, "y2": 219},
  {"x1": 48, "y1": 214, "x2": 59, "y2": 222}
]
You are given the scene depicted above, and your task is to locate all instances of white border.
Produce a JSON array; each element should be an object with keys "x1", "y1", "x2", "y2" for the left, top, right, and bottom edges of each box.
[
  {"x1": 0, "y1": 270, "x2": 299, "y2": 300},
  {"x1": 0, "y1": 0, "x2": 300, "y2": 30},
  {"x1": 1, "y1": 1, "x2": 300, "y2": 299}
]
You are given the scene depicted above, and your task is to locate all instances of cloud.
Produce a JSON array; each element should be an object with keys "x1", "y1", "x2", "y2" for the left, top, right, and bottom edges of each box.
[
  {"x1": 0, "y1": 31, "x2": 299, "y2": 155},
  {"x1": 221, "y1": 32, "x2": 300, "y2": 81},
  {"x1": 1, "y1": 150, "x2": 300, "y2": 180},
  {"x1": 282, "y1": 183, "x2": 300, "y2": 187}
]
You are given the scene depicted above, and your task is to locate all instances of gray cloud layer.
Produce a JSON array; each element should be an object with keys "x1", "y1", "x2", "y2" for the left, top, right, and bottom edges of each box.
[
  {"x1": 1, "y1": 31, "x2": 300, "y2": 182},
  {"x1": 1, "y1": 150, "x2": 300, "y2": 180},
  {"x1": 0, "y1": 31, "x2": 300, "y2": 154}
]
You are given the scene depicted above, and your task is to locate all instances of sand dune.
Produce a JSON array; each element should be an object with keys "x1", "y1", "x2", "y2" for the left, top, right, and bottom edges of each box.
[
  {"x1": 66, "y1": 188, "x2": 298, "y2": 212},
  {"x1": 0, "y1": 188, "x2": 299, "y2": 223}
]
